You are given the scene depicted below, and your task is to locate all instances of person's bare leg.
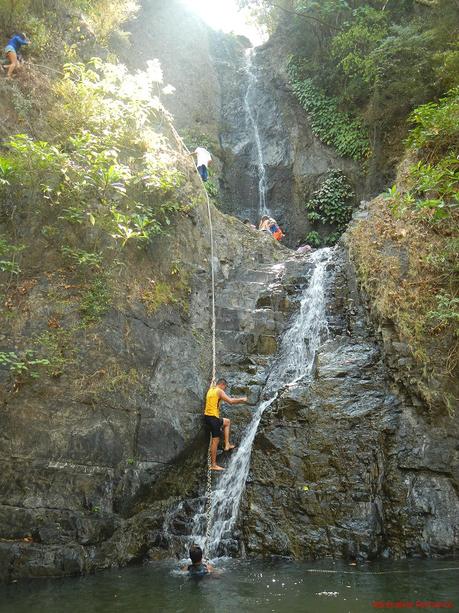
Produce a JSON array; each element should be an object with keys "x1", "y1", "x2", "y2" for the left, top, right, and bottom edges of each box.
[
  {"x1": 223, "y1": 418, "x2": 235, "y2": 451},
  {"x1": 210, "y1": 436, "x2": 224, "y2": 471},
  {"x1": 6, "y1": 52, "x2": 17, "y2": 78}
]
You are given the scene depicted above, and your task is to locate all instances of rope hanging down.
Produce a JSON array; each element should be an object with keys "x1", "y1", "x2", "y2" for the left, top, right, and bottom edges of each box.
[
  {"x1": 169, "y1": 125, "x2": 217, "y2": 384},
  {"x1": 169, "y1": 125, "x2": 217, "y2": 549}
]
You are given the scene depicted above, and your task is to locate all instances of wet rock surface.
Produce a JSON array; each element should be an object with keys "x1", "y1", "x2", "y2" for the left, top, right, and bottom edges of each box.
[
  {"x1": 239, "y1": 248, "x2": 459, "y2": 560},
  {"x1": 1, "y1": 227, "x2": 457, "y2": 582},
  {"x1": 211, "y1": 35, "x2": 363, "y2": 246},
  {"x1": 1, "y1": 1, "x2": 457, "y2": 583},
  {"x1": 125, "y1": 1, "x2": 364, "y2": 246},
  {"x1": 0, "y1": 201, "x2": 312, "y2": 581}
]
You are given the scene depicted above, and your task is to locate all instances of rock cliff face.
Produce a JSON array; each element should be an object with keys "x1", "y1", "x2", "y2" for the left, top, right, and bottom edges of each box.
[
  {"x1": 212, "y1": 35, "x2": 363, "y2": 245},
  {"x1": 126, "y1": 0, "x2": 221, "y2": 138},
  {"x1": 239, "y1": 245, "x2": 459, "y2": 559},
  {"x1": 127, "y1": 1, "x2": 363, "y2": 246},
  {"x1": 0, "y1": 176, "x2": 316, "y2": 580},
  {"x1": 0, "y1": 0, "x2": 457, "y2": 584}
]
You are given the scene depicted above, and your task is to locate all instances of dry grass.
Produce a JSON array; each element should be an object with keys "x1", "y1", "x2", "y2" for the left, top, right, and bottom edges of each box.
[{"x1": 347, "y1": 195, "x2": 458, "y2": 414}]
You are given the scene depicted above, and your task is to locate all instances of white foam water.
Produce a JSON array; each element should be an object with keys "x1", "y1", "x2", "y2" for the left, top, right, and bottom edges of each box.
[{"x1": 244, "y1": 48, "x2": 270, "y2": 217}]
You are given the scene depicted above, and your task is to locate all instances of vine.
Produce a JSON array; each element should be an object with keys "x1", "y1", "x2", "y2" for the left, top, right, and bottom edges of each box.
[{"x1": 288, "y1": 60, "x2": 370, "y2": 161}]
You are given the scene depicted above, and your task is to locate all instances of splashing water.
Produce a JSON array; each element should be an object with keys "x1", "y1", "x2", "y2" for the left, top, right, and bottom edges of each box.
[
  {"x1": 198, "y1": 249, "x2": 333, "y2": 557},
  {"x1": 244, "y1": 49, "x2": 270, "y2": 217},
  {"x1": 265, "y1": 248, "x2": 331, "y2": 393}
]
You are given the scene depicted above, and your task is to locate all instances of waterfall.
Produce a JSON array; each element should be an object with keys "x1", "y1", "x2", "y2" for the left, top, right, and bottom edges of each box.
[
  {"x1": 193, "y1": 249, "x2": 332, "y2": 557},
  {"x1": 243, "y1": 49, "x2": 270, "y2": 218}
]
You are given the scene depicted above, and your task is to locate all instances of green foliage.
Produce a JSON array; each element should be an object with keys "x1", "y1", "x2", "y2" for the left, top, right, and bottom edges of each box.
[
  {"x1": 85, "y1": 0, "x2": 139, "y2": 45},
  {"x1": 306, "y1": 170, "x2": 355, "y2": 227},
  {"x1": 204, "y1": 178, "x2": 219, "y2": 201},
  {"x1": 0, "y1": 235, "x2": 24, "y2": 274},
  {"x1": 0, "y1": 0, "x2": 138, "y2": 53},
  {"x1": 426, "y1": 237, "x2": 459, "y2": 282},
  {"x1": 304, "y1": 170, "x2": 355, "y2": 245},
  {"x1": 0, "y1": 350, "x2": 50, "y2": 379},
  {"x1": 331, "y1": 6, "x2": 389, "y2": 98},
  {"x1": 280, "y1": 0, "x2": 459, "y2": 168},
  {"x1": 62, "y1": 247, "x2": 103, "y2": 269},
  {"x1": 324, "y1": 231, "x2": 342, "y2": 246},
  {"x1": 305, "y1": 231, "x2": 322, "y2": 247},
  {"x1": 389, "y1": 89, "x2": 459, "y2": 224},
  {"x1": 33, "y1": 328, "x2": 77, "y2": 377},
  {"x1": 6, "y1": 135, "x2": 64, "y2": 193},
  {"x1": 369, "y1": 24, "x2": 439, "y2": 119},
  {"x1": 429, "y1": 291, "x2": 459, "y2": 329},
  {"x1": 80, "y1": 276, "x2": 111, "y2": 323},
  {"x1": 407, "y1": 87, "x2": 459, "y2": 157},
  {"x1": 288, "y1": 63, "x2": 370, "y2": 160},
  {"x1": 434, "y1": 41, "x2": 459, "y2": 91},
  {"x1": 0, "y1": 60, "x2": 188, "y2": 249},
  {"x1": 141, "y1": 265, "x2": 190, "y2": 315},
  {"x1": 363, "y1": 82, "x2": 459, "y2": 410},
  {"x1": 181, "y1": 129, "x2": 216, "y2": 153}
]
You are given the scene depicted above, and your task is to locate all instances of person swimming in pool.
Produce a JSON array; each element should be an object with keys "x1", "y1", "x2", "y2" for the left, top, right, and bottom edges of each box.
[{"x1": 185, "y1": 545, "x2": 214, "y2": 577}]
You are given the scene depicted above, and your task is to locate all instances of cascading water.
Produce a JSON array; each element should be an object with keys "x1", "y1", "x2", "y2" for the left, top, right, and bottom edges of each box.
[
  {"x1": 244, "y1": 48, "x2": 270, "y2": 218},
  {"x1": 191, "y1": 249, "x2": 333, "y2": 557}
]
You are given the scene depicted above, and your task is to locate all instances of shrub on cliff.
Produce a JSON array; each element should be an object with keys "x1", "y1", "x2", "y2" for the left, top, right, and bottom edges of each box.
[
  {"x1": 276, "y1": 0, "x2": 459, "y2": 174},
  {"x1": 0, "y1": 59, "x2": 189, "y2": 252},
  {"x1": 348, "y1": 88, "x2": 458, "y2": 414},
  {"x1": 305, "y1": 170, "x2": 355, "y2": 245}
]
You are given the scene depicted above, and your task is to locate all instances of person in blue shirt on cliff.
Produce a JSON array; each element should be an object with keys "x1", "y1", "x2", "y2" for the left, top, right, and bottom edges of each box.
[{"x1": 3, "y1": 33, "x2": 31, "y2": 79}]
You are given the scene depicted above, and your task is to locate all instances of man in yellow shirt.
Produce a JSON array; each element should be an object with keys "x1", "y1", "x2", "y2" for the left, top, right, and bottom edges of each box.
[{"x1": 204, "y1": 378, "x2": 248, "y2": 471}]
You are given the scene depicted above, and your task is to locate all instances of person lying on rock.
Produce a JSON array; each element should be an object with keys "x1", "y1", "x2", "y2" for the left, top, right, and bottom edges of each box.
[
  {"x1": 204, "y1": 377, "x2": 247, "y2": 471},
  {"x1": 3, "y1": 32, "x2": 30, "y2": 79},
  {"x1": 258, "y1": 215, "x2": 271, "y2": 231},
  {"x1": 183, "y1": 544, "x2": 214, "y2": 576},
  {"x1": 259, "y1": 215, "x2": 284, "y2": 240}
]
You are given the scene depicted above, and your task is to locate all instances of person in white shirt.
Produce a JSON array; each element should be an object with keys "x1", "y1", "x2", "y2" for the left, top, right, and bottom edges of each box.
[{"x1": 190, "y1": 146, "x2": 212, "y2": 182}]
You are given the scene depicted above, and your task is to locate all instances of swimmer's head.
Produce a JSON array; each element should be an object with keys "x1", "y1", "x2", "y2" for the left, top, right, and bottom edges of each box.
[{"x1": 189, "y1": 545, "x2": 203, "y2": 564}]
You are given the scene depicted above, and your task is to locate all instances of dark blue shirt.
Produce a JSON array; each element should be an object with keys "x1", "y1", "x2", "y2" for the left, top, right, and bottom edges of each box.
[
  {"x1": 6, "y1": 35, "x2": 29, "y2": 53},
  {"x1": 187, "y1": 562, "x2": 209, "y2": 577}
]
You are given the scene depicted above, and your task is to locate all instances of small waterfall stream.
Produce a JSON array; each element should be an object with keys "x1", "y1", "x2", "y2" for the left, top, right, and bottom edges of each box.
[
  {"x1": 191, "y1": 249, "x2": 332, "y2": 557},
  {"x1": 243, "y1": 48, "x2": 270, "y2": 217}
]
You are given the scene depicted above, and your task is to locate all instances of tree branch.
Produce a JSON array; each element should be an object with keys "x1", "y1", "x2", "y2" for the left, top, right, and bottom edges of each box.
[{"x1": 266, "y1": 1, "x2": 342, "y2": 31}]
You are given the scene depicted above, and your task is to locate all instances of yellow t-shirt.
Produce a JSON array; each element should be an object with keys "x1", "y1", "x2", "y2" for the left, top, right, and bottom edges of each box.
[{"x1": 204, "y1": 386, "x2": 221, "y2": 418}]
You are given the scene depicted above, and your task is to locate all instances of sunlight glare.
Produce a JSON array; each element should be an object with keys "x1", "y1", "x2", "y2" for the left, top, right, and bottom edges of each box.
[{"x1": 181, "y1": 0, "x2": 265, "y2": 45}]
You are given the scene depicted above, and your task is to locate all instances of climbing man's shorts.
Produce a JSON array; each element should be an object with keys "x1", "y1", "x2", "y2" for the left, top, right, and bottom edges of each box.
[
  {"x1": 4, "y1": 46, "x2": 16, "y2": 56},
  {"x1": 204, "y1": 415, "x2": 224, "y2": 438},
  {"x1": 197, "y1": 164, "x2": 208, "y2": 182}
]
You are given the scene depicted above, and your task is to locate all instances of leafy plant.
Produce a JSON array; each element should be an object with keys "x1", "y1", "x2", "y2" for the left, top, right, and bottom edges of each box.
[
  {"x1": 204, "y1": 178, "x2": 219, "y2": 200},
  {"x1": 141, "y1": 266, "x2": 190, "y2": 315},
  {"x1": 429, "y1": 291, "x2": 459, "y2": 329},
  {"x1": 33, "y1": 328, "x2": 77, "y2": 377},
  {"x1": 80, "y1": 276, "x2": 111, "y2": 323},
  {"x1": 389, "y1": 89, "x2": 459, "y2": 224},
  {"x1": 0, "y1": 236, "x2": 24, "y2": 274},
  {"x1": 407, "y1": 87, "x2": 459, "y2": 158},
  {"x1": 305, "y1": 170, "x2": 355, "y2": 242},
  {"x1": 0, "y1": 350, "x2": 50, "y2": 379},
  {"x1": 62, "y1": 247, "x2": 103, "y2": 269},
  {"x1": 331, "y1": 5, "x2": 389, "y2": 96},
  {"x1": 305, "y1": 231, "x2": 322, "y2": 248},
  {"x1": 307, "y1": 170, "x2": 355, "y2": 227},
  {"x1": 324, "y1": 231, "x2": 342, "y2": 246}
]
